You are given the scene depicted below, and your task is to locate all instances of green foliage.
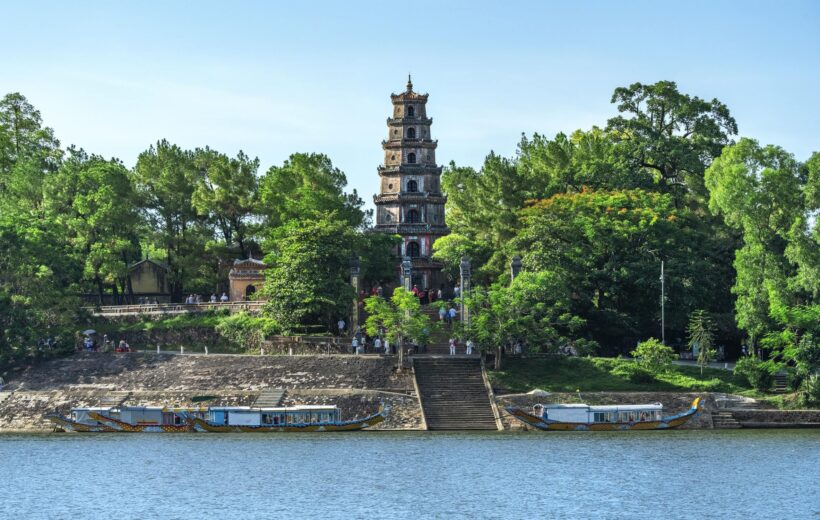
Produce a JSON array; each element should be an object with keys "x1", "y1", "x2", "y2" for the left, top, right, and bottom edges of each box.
[
  {"x1": 492, "y1": 357, "x2": 752, "y2": 394},
  {"x1": 688, "y1": 310, "x2": 716, "y2": 375},
  {"x1": 258, "y1": 153, "x2": 366, "y2": 230},
  {"x1": 133, "y1": 139, "x2": 214, "y2": 299},
  {"x1": 261, "y1": 215, "x2": 357, "y2": 332},
  {"x1": 364, "y1": 288, "x2": 435, "y2": 347},
  {"x1": 191, "y1": 148, "x2": 260, "y2": 257},
  {"x1": 733, "y1": 356, "x2": 781, "y2": 392},
  {"x1": 607, "y1": 80, "x2": 738, "y2": 202},
  {"x1": 467, "y1": 272, "x2": 595, "y2": 354},
  {"x1": 631, "y1": 338, "x2": 677, "y2": 373},
  {"x1": 610, "y1": 363, "x2": 656, "y2": 384},
  {"x1": 799, "y1": 375, "x2": 820, "y2": 407},
  {"x1": 214, "y1": 312, "x2": 281, "y2": 351}
]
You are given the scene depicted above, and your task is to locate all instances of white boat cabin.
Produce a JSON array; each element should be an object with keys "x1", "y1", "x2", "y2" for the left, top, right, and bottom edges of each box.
[
  {"x1": 535, "y1": 403, "x2": 664, "y2": 424},
  {"x1": 208, "y1": 405, "x2": 341, "y2": 427}
]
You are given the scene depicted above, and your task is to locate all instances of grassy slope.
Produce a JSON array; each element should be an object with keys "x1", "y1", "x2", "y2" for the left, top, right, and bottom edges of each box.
[{"x1": 491, "y1": 357, "x2": 758, "y2": 395}]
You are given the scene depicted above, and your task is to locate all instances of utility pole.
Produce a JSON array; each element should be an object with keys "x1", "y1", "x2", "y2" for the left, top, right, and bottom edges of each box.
[{"x1": 660, "y1": 260, "x2": 665, "y2": 345}]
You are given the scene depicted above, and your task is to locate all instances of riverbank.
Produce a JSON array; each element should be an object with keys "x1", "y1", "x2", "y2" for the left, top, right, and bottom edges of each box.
[{"x1": 0, "y1": 353, "x2": 423, "y2": 431}]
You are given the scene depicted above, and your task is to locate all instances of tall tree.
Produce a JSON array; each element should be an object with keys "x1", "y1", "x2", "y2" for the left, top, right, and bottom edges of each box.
[
  {"x1": 133, "y1": 140, "x2": 211, "y2": 301},
  {"x1": 258, "y1": 153, "x2": 366, "y2": 229},
  {"x1": 44, "y1": 148, "x2": 142, "y2": 303},
  {"x1": 705, "y1": 138, "x2": 818, "y2": 350},
  {"x1": 192, "y1": 147, "x2": 260, "y2": 257},
  {"x1": 607, "y1": 81, "x2": 738, "y2": 203}
]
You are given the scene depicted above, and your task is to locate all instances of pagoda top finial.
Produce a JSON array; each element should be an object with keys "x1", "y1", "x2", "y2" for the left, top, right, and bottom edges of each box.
[{"x1": 406, "y1": 74, "x2": 413, "y2": 92}]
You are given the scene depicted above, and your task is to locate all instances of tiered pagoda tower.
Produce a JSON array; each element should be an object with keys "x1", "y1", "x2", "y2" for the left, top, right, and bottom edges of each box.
[{"x1": 373, "y1": 76, "x2": 448, "y2": 290}]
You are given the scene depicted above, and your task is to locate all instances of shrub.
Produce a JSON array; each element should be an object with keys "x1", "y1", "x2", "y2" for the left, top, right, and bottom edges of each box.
[
  {"x1": 733, "y1": 357, "x2": 781, "y2": 392},
  {"x1": 631, "y1": 338, "x2": 677, "y2": 373},
  {"x1": 800, "y1": 375, "x2": 820, "y2": 407},
  {"x1": 611, "y1": 363, "x2": 656, "y2": 384},
  {"x1": 215, "y1": 313, "x2": 281, "y2": 351}
]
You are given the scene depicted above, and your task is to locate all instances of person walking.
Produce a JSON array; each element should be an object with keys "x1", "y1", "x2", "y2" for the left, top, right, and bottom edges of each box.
[
  {"x1": 438, "y1": 305, "x2": 446, "y2": 322},
  {"x1": 374, "y1": 336, "x2": 382, "y2": 354},
  {"x1": 384, "y1": 338, "x2": 390, "y2": 355},
  {"x1": 449, "y1": 338, "x2": 456, "y2": 356},
  {"x1": 351, "y1": 337, "x2": 359, "y2": 355},
  {"x1": 448, "y1": 306, "x2": 457, "y2": 324},
  {"x1": 337, "y1": 319, "x2": 346, "y2": 336},
  {"x1": 466, "y1": 339, "x2": 474, "y2": 355}
]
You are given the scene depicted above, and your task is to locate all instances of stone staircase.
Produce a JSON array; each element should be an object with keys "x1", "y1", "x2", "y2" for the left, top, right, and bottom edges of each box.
[
  {"x1": 712, "y1": 410, "x2": 742, "y2": 429},
  {"x1": 99, "y1": 391, "x2": 131, "y2": 407},
  {"x1": 0, "y1": 391, "x2": 11, "y2": 405},
  {"x1": 413, "y1": 357, "x2": 500, "y2": 430},
  {"x1": 419, "y1": 305, "x2": 475, "y2": 356},
  {"x1": 253, "y1": 388, "x2": 285, "y2": 407},
  {"x1": 772, "y1": 373, "x2": 789, "y2": 393}
]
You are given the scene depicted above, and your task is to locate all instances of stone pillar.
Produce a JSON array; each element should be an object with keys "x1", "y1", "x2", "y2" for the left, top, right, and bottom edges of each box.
[
  {"x1": 399, "y1": 256, "x2": 412, "y2": 370},
  {"x1": 511, "y1": 255, "x2": 522, "y2": 281},
  {"x1": 459, "y1": 256, "x2": 471, "y2": 331},
  {"x1": 350, "y1": 253, "x2": 361, "y2": 334},
  {"x1": 401, "y1": 256, "x2": 412, "y2": 291}
]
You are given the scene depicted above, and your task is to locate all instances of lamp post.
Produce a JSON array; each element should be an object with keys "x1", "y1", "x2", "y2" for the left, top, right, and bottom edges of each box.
[
  {"x1": 399, "y1": 256, "x2": 412, "y2": 370},
  {"x1": 459, "y1": 257, "x2": 471, "y2": 333},
  {"x1": 510, "y1": 255, "x2": 522, "y2": 281},
  {"x1": 350, "y1": 253, "x2": 361, "y2": 335}
]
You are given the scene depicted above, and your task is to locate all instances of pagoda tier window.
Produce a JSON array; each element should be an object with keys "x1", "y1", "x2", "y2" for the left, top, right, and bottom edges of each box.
[
  {"x1": 407, "y1": 153, "x2": 416, "y2": 164},
  {"x1": 406, "y1": 209, "x2": 420, "y2": 223},
  {"x1": 406, "y1": 127, "x2": 416, "y2": 139},
  {"x1": 407, "y1": 180, "x2": 418, "y2": 192},
  {"x1": 407, "y1": 241, "x2": 420, "y2": 257},
  {"x1": 407, "y1": 106, "x2": 415, "y2": 118}
]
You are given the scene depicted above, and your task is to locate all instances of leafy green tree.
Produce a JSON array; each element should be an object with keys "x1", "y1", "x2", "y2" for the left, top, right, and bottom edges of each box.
[
  {"x1": 467, "y1": 271, "x2": 594, "y2": 359},
  {"x1": 0, "y1": 92, "x2": 62, "y2": 201},
  {"x1": 133, "y1": 140, "x2": 212, "y2": 300},
  {"x1": 364, "y1": 288, "x2": 434, "y2": 365},
  {"x1": 258, "y1": 153, "x2": 366, "y2": 230},
  {"x1": 192, "y1": 147, "x2": 260, "y2": 257},
  {"x1": 607, "y1": 81, "x2": 737, "y2": 203},
  {"x1": 515, "y1": 188, "x2": 732, "y2": 349},
  {"x1": 705, "y1": 139, "x2": 816, "y2": 349},
  {"x1": 44, "y1": 148, "x2": 142, "y2": 303},
  {"x1": 261, "y1": 215, "x2": 358, "y2": 332},
  {"x1": 631, "y1": 338, "x2": 677, "y2": 373},
  {"x1": 688, "y1": 310, "x2": 716, "y2": 376}
]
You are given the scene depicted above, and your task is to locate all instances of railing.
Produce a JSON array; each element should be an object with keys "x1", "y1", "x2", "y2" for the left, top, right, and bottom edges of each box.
[{"x1": 85, "y1": 301, "x2": 265, "y2": 317}]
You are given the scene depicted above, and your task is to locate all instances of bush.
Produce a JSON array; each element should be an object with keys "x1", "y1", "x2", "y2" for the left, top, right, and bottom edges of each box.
[
  {"x1": 214, "y1": 313, "x2": 281, "y2": 351},
  {"x1": 800, "y1": 375, "x2": 820, "y2": 407},
  {"x1": 611, "y1": 363, "x2": 656, "y2": 384},
  {"x1": 734, "y1": 357, "x2": 781, "y2": 392},
  {"x1": 631, "y1": 338, "x2": 677, "y2": 373}
]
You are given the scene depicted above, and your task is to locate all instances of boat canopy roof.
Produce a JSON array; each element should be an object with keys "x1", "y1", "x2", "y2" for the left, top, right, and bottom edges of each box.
[
  {"x1": 539, "y1": 403, "x2": 663, "y2": 412},
  {"x1": 209, "y1": 405, "x2": 339, "y2": 412}
]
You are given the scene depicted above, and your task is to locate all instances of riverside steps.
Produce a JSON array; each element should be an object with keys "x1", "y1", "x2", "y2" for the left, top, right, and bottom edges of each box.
[{"x1": 413, "y1": 357, "x2": 501, "y2": 430}]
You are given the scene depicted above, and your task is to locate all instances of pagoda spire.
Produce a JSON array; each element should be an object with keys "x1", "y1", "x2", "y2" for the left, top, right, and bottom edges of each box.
[{"x1": 406, "y1": 74, "x2": 413, "y2": 92}]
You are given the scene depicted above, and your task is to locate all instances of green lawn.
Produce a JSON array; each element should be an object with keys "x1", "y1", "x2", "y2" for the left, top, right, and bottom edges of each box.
[{"x1": 490, "y1": 356, "x2": 758, "y2": 395}]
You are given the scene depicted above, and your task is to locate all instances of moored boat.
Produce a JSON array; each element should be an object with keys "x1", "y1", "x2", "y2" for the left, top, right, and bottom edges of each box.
[
  {"x1": 45, "y1": 403, "x2": 388, "y2": 433},
  {"x1": 506, "y1": 397, "x2": 701, "y2": 431}
]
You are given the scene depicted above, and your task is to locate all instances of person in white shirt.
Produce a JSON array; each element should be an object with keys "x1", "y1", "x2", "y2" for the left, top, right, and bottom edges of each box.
[
  {"x1": 384, "y1": 338, "x2": 390, "y2": 355},
  {"x1": 449, "y1": 338, "x2": 456, "y2": 356},
  {"x1": 352, "y1": 337, "x2": 359, "y2": 355},
  {"x1": 337, "y1": 319, "x2": 346, "y2": 336},
  {"x1": 466, "y1": 339, "x2": 474, "y2": 355},
  {"x1": 210, "y1": 294, "x2": 217, "y2": 303},
  {"x1": 220, "y1": 293, "x2": 229, "y2": 302},
  {"x1": 374, "y1": 337, "x2": 382, "y2": 353}
]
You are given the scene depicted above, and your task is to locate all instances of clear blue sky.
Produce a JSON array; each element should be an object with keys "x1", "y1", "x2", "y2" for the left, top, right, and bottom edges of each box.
[{"x1": 2, "y1": 1, "x2": 818, "y2": 209}]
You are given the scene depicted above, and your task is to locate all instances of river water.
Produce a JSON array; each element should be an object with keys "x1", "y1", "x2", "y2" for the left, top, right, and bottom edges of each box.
[{"x1": 0, "y1": 430, "x2": 818, "y2": 519}]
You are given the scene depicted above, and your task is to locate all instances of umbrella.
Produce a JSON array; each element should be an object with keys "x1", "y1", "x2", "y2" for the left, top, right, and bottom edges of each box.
[{"x1": 82, "y1": 329, "x2": 97, "y2": 336}]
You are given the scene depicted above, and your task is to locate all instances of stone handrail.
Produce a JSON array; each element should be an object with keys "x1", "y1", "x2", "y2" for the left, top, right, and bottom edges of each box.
[{"x1": 85, "y1": 301, "x2": 265, "y2": 316}]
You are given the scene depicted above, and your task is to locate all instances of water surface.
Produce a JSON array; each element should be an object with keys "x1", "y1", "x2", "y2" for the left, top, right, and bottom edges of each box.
[{"x1": 1, "y1": 430, "x2": 818, "y2": 519}]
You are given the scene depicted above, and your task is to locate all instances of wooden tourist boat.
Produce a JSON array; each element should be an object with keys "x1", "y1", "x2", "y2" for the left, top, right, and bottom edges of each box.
[
  {"x1": 45, "y1": 406, "x2": 203, "y2": 433},
  {"x1": 506, "y1": 397, "x2": 701, "y2": 431},
  {"x1": 188, "y1": 404, "x2": 389, "y2": 432},
  {"x1": 45, "y1": 403, "x2": 388, "y2": 433}
]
